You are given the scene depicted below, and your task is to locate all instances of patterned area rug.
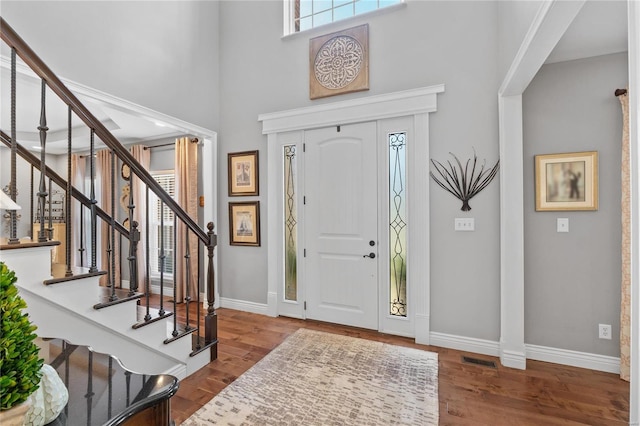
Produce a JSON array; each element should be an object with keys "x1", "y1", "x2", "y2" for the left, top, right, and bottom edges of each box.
[{"x1": 183, "y1": 329, "x2": 438, "y2": 425}]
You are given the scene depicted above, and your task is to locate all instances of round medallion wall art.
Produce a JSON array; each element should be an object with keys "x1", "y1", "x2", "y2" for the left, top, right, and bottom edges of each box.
[
  {"x1": 309, "y1": 24, "x2": 369, "y2": 100},
  {"x1": 314, "y1": 35, "x2": 363, "y2": 90}
]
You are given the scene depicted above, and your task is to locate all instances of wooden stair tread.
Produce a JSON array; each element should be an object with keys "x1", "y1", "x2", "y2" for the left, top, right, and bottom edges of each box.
[
  {"x1": 44, "y1": 263, "x2": 107, "y2": 285},
  {"x1": 0, "y1": 238, "x2": 59, "y2": 250},
  {"x1": 93, "y1": 287, "x2": 143, "y2": 309}
]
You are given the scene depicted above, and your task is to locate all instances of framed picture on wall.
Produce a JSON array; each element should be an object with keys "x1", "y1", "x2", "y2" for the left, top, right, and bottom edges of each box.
[
  {"x1": 228, "y1": 150, "x2": 259, "y2": 196},
  {"x1": 229, "y1": 201, "x2": 260, "y2": 246},
  {"x1": 535, "y1": 151, "x2": 598, "y2": 211}
]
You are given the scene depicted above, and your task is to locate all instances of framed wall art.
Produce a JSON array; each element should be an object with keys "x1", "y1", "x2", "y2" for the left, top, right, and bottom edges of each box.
[
  {"x1": 309, "y1": 24, "x2": 369, "y2": 100},
  {"x1": 535, "y1": 151, "x2": 598, "y2": 211},
  {"x1": 228, "y1": 150, "x2": 259, "y2": 196},
  {"x1": 229, "y1": 201, "x2": 261, "y2": 246}
]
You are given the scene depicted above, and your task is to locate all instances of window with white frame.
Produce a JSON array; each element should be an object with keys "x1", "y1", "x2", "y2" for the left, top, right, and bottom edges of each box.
[
  {"x1": 287, "y1": 0, "x2": 403, "y2": 34},
  {"x1": 149, "y1": 171, "x2": 175, "y2": 280}
]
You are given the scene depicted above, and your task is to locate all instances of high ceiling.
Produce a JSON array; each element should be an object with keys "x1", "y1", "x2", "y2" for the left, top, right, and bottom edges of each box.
[
  {"x1": 545, "y1": 0, "x2": 628, "y2": 64},
  {"x1": 0, "y1": 1, "x2": 629, "y2": 156},
  {"x1": 0, "y1": 60, "x2": 184, "y2": 155}
]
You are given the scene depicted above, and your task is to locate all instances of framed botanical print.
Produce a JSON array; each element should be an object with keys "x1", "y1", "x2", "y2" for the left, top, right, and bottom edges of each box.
[
  {"x1": 229, "y1": 201, "x2": 260, "y2": 246},
  {"x1": 228, "y1": 150, "x2": 259, "y2": 196}
]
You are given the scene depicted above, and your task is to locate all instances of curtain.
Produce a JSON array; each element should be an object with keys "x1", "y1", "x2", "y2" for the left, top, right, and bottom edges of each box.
[
  {"x1": 96, "y1": 149, "x2": 120, "y2": 287},
  {"x1": 618, "y1": 90, "x2": 631, "y2": 381},
  {"x1": 174, "y1": 137, "x2": 199, "y2": 303},
  {"x1": 130, "y1": 145, "x2": 150, "y2": 290},
  {"x1": 70, "y1": 154, "x2": 86, "y2": 267}
]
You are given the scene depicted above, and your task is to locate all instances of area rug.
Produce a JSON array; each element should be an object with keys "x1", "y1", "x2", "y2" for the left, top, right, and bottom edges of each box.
[{"x1": 182, "y1": 329, "x2": 438, "y2": 425}]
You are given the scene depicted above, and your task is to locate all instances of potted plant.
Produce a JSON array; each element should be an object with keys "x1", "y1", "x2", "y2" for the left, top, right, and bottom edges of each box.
[{"x1": 0, "y1": 261, "x2": 44, "y2": 425}]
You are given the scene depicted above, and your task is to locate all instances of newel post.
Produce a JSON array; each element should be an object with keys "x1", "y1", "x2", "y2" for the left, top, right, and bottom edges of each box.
[{"x1": 205, "y1": 222, "x2": 218, "y2": 360}]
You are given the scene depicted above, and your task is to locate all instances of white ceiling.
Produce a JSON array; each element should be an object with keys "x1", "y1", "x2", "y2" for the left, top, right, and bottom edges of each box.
[{"x1": 545, "y1": 0, "x2": 628, "y2": 64}]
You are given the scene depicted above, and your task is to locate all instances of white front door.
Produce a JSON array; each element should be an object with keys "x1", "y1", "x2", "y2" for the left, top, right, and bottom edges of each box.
[{"x1": 304, "y1": 122, "x2": 378, "y2": 330}]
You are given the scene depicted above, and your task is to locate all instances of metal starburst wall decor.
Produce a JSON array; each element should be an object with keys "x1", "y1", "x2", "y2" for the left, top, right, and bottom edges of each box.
[{"x1": 430, "y1": 151, "x2": 500, "y2": 211}]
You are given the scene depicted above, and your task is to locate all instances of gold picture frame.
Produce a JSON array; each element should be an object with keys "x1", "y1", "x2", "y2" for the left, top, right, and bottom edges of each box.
[
  {"x1": 229, "y1": 201, "x2": 260, "y2": 246},
  {"x1": 228, "y1": 150, "x2": 259, "y2": 196},
  {"x1": 309, "y1": 24, "x2": 369, "y2": 100},
  {"x1": 535, "y1": 151, "x2": 598, "y2": 211}
]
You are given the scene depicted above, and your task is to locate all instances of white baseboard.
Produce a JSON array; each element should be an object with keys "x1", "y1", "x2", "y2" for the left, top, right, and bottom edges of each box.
[
  {"x1": 163, "y1": 364, "x2": 187, "y2": 381},
  {"x1": 428, "y1": 332, "x2": 620, "y2": 374},
  {"x1": 525, "y1": 343, "x2": 620, "y2": 374},
  {"x1": 220, "y1": 297, "x2": 270, "y2": 316},
  {"x1": 429, "y1": 332, "x2": 500, "y2": 357}
]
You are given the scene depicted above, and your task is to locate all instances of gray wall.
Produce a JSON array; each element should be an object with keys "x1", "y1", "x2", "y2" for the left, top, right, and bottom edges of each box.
[
  {"x1": 2, "y1": 0, "x2": 627, "y2": 354},
  {"x1": 1, "y1": 1, "x2": 220, "y2": 131},
  {"x1": 523, "y1": 52, "x2": 627, "y2": 356},
  {"x1": 218, "y1": 0, "x2": 502, "y2": 341}
]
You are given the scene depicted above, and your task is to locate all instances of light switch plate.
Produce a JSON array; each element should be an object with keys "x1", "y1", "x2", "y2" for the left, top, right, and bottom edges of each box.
[
  {"x1": 557, "y1": 218, "x2": 569, "y2": 233},
  {"x1": 454, "y1": 218, "x2": 475, "y2": 231}
]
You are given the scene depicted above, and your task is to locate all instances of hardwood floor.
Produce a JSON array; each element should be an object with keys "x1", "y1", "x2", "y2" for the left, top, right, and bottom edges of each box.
[{"x1": 169, "y1": 307, "x2": 629, "y2": 425}]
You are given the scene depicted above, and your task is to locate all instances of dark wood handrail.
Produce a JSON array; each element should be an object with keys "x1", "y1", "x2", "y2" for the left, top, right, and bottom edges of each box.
[
  {"x1": 0, "y1": 17, "x2": 207, "y2": 244},
  {"x1": 0, "y1": 130, "x2": 129, "y2": 238}
]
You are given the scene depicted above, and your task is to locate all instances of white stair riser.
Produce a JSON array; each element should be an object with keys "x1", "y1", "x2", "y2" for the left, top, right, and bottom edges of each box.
[{"x1": 2, "y1": 246, "x2": 210, "y2": 380}]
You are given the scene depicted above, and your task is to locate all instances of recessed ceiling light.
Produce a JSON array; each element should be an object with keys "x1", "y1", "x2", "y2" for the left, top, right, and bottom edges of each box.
[
  {"x1": 154, "y1": 121, "x2": 168, "y2": 128},
  {"x1": 32, "y1": 146, "x2": 42, "y2": 150}
]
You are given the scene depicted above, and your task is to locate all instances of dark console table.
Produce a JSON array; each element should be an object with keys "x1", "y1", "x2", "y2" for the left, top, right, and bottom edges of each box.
[{"x1": 39, "y1": 338, "x2": 179, "y2": 426}]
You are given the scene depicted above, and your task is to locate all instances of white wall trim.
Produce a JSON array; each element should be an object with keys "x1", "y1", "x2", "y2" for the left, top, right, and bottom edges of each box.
[
  {"x1": 259, "y1": 85, "x2": 444, "y2": 135},
  {"x1": 499, "y1": 1, "x2": 585, "y2": 97},
  {"x1": 497, "y1": 0, "x2": 585, "y2": 371},
  {"x1": 428, "y1": 331, "x2": 622, "y2": 374},
  {"x1": 220, "y1": 297, "x2": 270, "y2": 316},
  {"x1": 162, "y1": 364, "x2": 188, "y2": 382},
  {"x1": 526, "y1": 344, "x2": 620, "y2": 375},
  {"x1": 429, "y1": 332, "x2": 500, "y2": 358}
]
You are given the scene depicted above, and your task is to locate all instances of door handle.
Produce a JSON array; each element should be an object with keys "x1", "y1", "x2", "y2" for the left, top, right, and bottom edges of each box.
[{"x1": 363, "y1": 252, "x2": 376, "y2": 259}]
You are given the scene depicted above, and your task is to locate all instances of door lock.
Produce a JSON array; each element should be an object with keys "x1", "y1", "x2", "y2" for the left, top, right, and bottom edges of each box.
[{"x1": 363, "y1": 252, "x2": 376, "y2": 259}]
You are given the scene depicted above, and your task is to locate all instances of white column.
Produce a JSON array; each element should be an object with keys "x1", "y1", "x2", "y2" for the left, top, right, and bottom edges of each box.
[{"x1": 498, "y1": 94, "x2": 526, "y2": 369}]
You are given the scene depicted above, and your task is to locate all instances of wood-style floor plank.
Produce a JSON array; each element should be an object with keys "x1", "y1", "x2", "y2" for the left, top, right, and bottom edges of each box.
[{"x1": 164, "y1": 306, "x2": 629, "y2": 425}]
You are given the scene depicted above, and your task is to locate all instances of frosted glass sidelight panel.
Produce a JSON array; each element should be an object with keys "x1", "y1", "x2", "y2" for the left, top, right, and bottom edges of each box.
[
  {"x1": 284, "y1": 145, "x2": 298, "y2": 301},
  {"x1": 389, "y1": 132, "x2": 407, "y2": 317}
]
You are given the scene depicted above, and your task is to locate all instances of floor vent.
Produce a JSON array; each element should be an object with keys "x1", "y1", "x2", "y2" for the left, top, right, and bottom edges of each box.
[{"x1": 461, "y1": 356, "x2": 497, "y2": 368}]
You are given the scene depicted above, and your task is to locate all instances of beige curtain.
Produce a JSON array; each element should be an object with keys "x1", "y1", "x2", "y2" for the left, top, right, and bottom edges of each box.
[
  {"x1": 618, "y1": 90, "x2": 631, "y2": 381},
  {"x1": 174, "y1": 137, "x2": 199, "y2": 303},
  {"x1": 130, "y1": 145, "x2": 150, "y2": 290},
  {"x1": 70, "y1": 154, "x2": 85, "y2": 267},
  {"x1": 96, "y1": 149, "x2": 120, "y2": 287}
]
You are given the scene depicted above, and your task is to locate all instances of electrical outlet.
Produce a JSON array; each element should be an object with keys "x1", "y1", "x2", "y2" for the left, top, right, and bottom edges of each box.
[{"x1": 598, "y1": 324, "x2": 612, "y2": 340}]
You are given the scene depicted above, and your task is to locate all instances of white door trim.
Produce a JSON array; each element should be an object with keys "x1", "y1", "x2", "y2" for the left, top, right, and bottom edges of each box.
[{"x1": 259, "y1": 85, "x2": 444, "y2": 342}]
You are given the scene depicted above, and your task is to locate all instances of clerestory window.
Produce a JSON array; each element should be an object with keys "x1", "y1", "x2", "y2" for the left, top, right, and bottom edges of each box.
[{"x1": 286, "y1": 0, "x2": 403, "y2": 34}]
